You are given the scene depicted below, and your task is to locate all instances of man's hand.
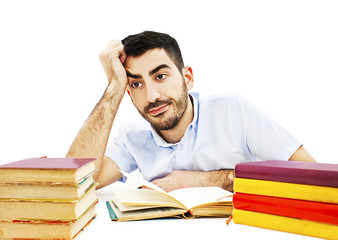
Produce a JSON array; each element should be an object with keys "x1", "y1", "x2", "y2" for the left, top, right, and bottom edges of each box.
[
  {"x1": 67, "y1": 39, "x2": 129, "y2": 190},
  {"x1": 151, "y1": 170, "x2": 234, "y2": 192},
  {"x1": 99, "y1": 40, "x2": 128, "y2": 87}
]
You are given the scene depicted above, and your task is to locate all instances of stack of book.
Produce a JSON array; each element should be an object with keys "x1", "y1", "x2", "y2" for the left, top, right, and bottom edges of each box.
[
  {"x1": 0, "y1": 157, "x2": 98, "y2": 239},
  {"x1": 232, "y1": 160, "x2": 338, "y2": 239}
]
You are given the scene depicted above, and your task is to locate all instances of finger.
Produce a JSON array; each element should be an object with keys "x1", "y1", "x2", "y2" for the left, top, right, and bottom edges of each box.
[
  {"x1": 106, "y1": 39, "x2": 122, "y2": 48},
  {"x1": 110, "y1": 44, "x2": 124, "y2": 59},
  {"x1": 120, "y1": 49, "x2": 127, "y2": 64},
  {"x1": 100, "y1": 40, "x2": 124, "y2": 59}
]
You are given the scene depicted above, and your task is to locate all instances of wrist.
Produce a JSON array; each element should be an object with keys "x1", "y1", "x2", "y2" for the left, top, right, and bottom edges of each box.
[{"x1": 104, "y1": 81, "x2": 126, "y2": 100}]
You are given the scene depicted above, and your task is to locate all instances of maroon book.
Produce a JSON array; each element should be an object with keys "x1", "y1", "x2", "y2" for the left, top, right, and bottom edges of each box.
[
  {"x1": 0, "y1": 157, "x2": 96, "y2": 169},
  {"x1": 235, "y1": 160, "x2": 338, "y2": 187},
  {"x1": 0, "y1": 157, "x2": 96, "y2": 183}
]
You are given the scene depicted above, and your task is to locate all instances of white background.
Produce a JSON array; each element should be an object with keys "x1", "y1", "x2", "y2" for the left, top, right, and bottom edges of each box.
[{"x1": 1, "y1": 0, "x2": 337, "y2": 165}]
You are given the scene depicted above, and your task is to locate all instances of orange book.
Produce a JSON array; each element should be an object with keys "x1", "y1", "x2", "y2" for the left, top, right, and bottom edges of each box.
[{"x1": 233, "y1": 192, "x2": 338, "y2": 225}]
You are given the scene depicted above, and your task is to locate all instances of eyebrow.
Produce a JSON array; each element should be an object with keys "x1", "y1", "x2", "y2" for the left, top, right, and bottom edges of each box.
[
  {"x1": 149, "y1": 64, "x2": 171, "y2": 76},
  {"x1": 126, "y1": 64, "x2": 171, "y2": 79},
  {"x1": 126, "y1": 71, "x2": 141, "y2": 79}
]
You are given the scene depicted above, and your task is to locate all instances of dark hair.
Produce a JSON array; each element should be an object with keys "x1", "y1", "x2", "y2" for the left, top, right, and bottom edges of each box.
[{"x1": 122, "y1": 31, "x2": 185, "y2": 72}]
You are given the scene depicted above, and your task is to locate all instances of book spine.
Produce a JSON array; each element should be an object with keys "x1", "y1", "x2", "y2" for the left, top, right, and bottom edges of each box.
[
  {"x1": 105, "y1": 201, "x2": 118, "y2": 221},
  {"x1": 233, "y1": 209, "x2": 338, "y2": 240},
  {"x1": 234, "y1": 178, "x2": 338, "y2": 204},
  {"x1": 235, "y1": 164, "x2": 338, "y2": 187},
  {"x1": 233, "y1": 193, "x2": 338, "y2": 225}
]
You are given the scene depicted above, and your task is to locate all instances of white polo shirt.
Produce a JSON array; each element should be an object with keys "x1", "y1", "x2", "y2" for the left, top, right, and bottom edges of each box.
[{"x1": 105, "y1": 92, "x2": 302, "y2": 182}]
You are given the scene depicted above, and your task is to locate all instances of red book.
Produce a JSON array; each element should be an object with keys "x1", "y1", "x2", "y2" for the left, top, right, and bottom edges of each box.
[
  {"x1": 233, "y1": 192, "x2": 338, "y2": 225},
  {"x1": 0, "y1": 157, "x2": 96, "y2": 183},
  {"x1": 0, "y1": 157, "x2": 96, "y2": 169},
  {"x1": 235, "y1": 160, "x2": 338, "y2": 187}
]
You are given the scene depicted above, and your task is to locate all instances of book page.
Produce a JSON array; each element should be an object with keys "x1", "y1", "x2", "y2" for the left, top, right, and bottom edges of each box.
[
  {"x1": 119, "y1": 170, "x2": 166, "y2": 193},
  {"x1": 168, "y1": 187, "x2": 232, "y2": 209},
  {"x1": 112, "y1": 188, "x2": 186, "y2": 210},
  {"x1": 119, "y1": 170, "x2": 233, "y2": 209},
  {"x1": 108, "y1": 200, "x2": 186, "y2": 221}
]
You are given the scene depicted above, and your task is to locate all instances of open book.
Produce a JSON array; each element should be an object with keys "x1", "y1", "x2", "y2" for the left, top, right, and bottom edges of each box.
[{"x1": 106, "y1": 171, "x2": 233, "y2": 221}]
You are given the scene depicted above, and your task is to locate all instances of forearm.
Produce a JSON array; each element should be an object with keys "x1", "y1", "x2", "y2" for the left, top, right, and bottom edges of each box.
[
  {"x1": 152, "y1": 169, "x2": 235, "y2": 192},
  {"x1": 67, "y1": 82, "x2": 125, "y2": 179},
  {"x1": 289, "y1": 145, "x2": 316, "y2": 162},
  {"x1": 204, "y1": 169, "x2": 235, "y2": 192}
]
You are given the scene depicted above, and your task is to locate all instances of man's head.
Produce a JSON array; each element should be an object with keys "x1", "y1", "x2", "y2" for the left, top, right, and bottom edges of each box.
[
  {"x1": 122, "y1": 31, "x2": 194, "y2": 133},
  {"x1": 122, "y1": 31, "x2": 185, "y2": 74}
]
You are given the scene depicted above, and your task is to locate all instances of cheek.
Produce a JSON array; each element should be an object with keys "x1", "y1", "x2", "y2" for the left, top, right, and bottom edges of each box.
[
  {"x1": 130, "y1": 91, "x2": 146, "y2": 108},
  {"x1": 158, "y1": 80, "x2": 182, "y2": 98}
]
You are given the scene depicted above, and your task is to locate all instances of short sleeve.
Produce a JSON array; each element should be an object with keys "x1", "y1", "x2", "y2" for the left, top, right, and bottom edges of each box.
[
  {"x1": 105, "y1": 133, "x2": 138, "y2": 182},
  {"x1": 235, "y1": 96, "x2": 302, "y2": 161}
]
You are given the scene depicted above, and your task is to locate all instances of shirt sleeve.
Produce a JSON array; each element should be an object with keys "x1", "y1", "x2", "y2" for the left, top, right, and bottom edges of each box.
[
  {"x1": 105, "y1": 133, "x2": 138, "y2": 182},
  {"x1": 235, "y1": 96, "x2": 302, "y2": 161}
]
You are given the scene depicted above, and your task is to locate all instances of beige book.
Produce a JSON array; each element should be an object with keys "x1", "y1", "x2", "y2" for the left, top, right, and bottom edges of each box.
[
  {"x1": 0, "y1": 184, "x2": 98, "y2": 221},
  {"x1": 0, "y1": 175, "x2": 94, "y2": 200},
  {"x1": 0, "y1": 205, "x2": 96, "y2": 239}
]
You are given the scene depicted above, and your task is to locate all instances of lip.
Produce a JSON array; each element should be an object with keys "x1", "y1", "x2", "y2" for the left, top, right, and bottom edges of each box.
[{"x1": 148, "y1": 104, "x2": 169, "y2": 117}]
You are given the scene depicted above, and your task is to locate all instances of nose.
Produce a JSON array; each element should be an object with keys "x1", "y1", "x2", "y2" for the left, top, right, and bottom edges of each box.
[{"x1": 145, "y1": 82, "x2": 161, "y2": 103}]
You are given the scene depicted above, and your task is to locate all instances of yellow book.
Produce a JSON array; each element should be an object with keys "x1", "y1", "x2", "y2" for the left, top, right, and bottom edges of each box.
[
  {"x1": 234, "y1": 177, "x2": 338, "y2": 203},
  {"x1": 233, "y1": 209, "x2": 338, "y2": 239}
]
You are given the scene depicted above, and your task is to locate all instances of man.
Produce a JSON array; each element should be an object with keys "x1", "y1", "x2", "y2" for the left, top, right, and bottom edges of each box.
[{"x1": 67, "y1": 31, "x2": 315, "y2": 192}]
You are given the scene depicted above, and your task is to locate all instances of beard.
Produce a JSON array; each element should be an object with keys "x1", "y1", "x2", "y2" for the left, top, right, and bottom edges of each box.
[{"x1": 135, "y1": 80, "x2": 189, "y2": 131}]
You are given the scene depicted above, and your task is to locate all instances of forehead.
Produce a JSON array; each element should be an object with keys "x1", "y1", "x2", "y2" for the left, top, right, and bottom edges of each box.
[{"x1": 124, "y1": 48, "x2": 176, "y2": 74}]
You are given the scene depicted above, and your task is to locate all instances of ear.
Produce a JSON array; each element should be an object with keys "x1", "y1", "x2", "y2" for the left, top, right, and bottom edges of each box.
[{"x1": 183, "y1": 66, "x2": 194, "y2": 90}]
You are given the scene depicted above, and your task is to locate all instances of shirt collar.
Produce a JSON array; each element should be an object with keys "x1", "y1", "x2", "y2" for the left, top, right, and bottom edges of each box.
[{"x1": 151, "y1": 93, "x2": 199, "y2": 148}]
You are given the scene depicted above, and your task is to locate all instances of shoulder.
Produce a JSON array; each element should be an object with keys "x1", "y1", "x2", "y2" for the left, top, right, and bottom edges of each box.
[{"x1": 191, "y1": 91, "x2": 250, "y2": 109}]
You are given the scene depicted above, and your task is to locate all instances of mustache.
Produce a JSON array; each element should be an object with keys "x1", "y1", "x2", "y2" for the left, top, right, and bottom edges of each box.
[{"x1": 144, "y1": 99, "x2": 172, "y2": 113}]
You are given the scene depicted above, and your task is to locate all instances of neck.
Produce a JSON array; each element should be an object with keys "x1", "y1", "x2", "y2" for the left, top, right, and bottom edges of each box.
[{"x1": 158, "y1": 96, "x2": 194, "y2": 144}]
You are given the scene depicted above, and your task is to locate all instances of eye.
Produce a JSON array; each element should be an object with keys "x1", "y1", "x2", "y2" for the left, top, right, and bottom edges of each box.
[
  {"x1": 156, "y1": 74, "x2": 167, "y2": 81},
  {"x1": 131, "y1": 82, "x2": 143, "y2": 89}
]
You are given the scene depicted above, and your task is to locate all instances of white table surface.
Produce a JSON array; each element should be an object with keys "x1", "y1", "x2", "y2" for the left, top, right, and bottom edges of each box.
[{"x1": 79, "y1": 182, "x2": 319, "y2": 240}]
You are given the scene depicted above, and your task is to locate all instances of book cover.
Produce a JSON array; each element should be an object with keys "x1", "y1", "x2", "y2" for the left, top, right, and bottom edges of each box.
[
  {"x1": 233, "y1": 192, "x2": 338, "y2": 225},
  {"x1": 0, "y1": 157, "x2": 96, "y2": 183},
  {"x1": 234, "y1": 177, "x2": 338, "y2": 204},
  {"x1": 233, "y1": 209, "x2": 338, "y2": 240},
  {"x1": 0, "y1": 157, "x2": 96, "y2": 169},
  {"x1": 235, "y1": 160, "x2": 338, "y2": 187}
]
